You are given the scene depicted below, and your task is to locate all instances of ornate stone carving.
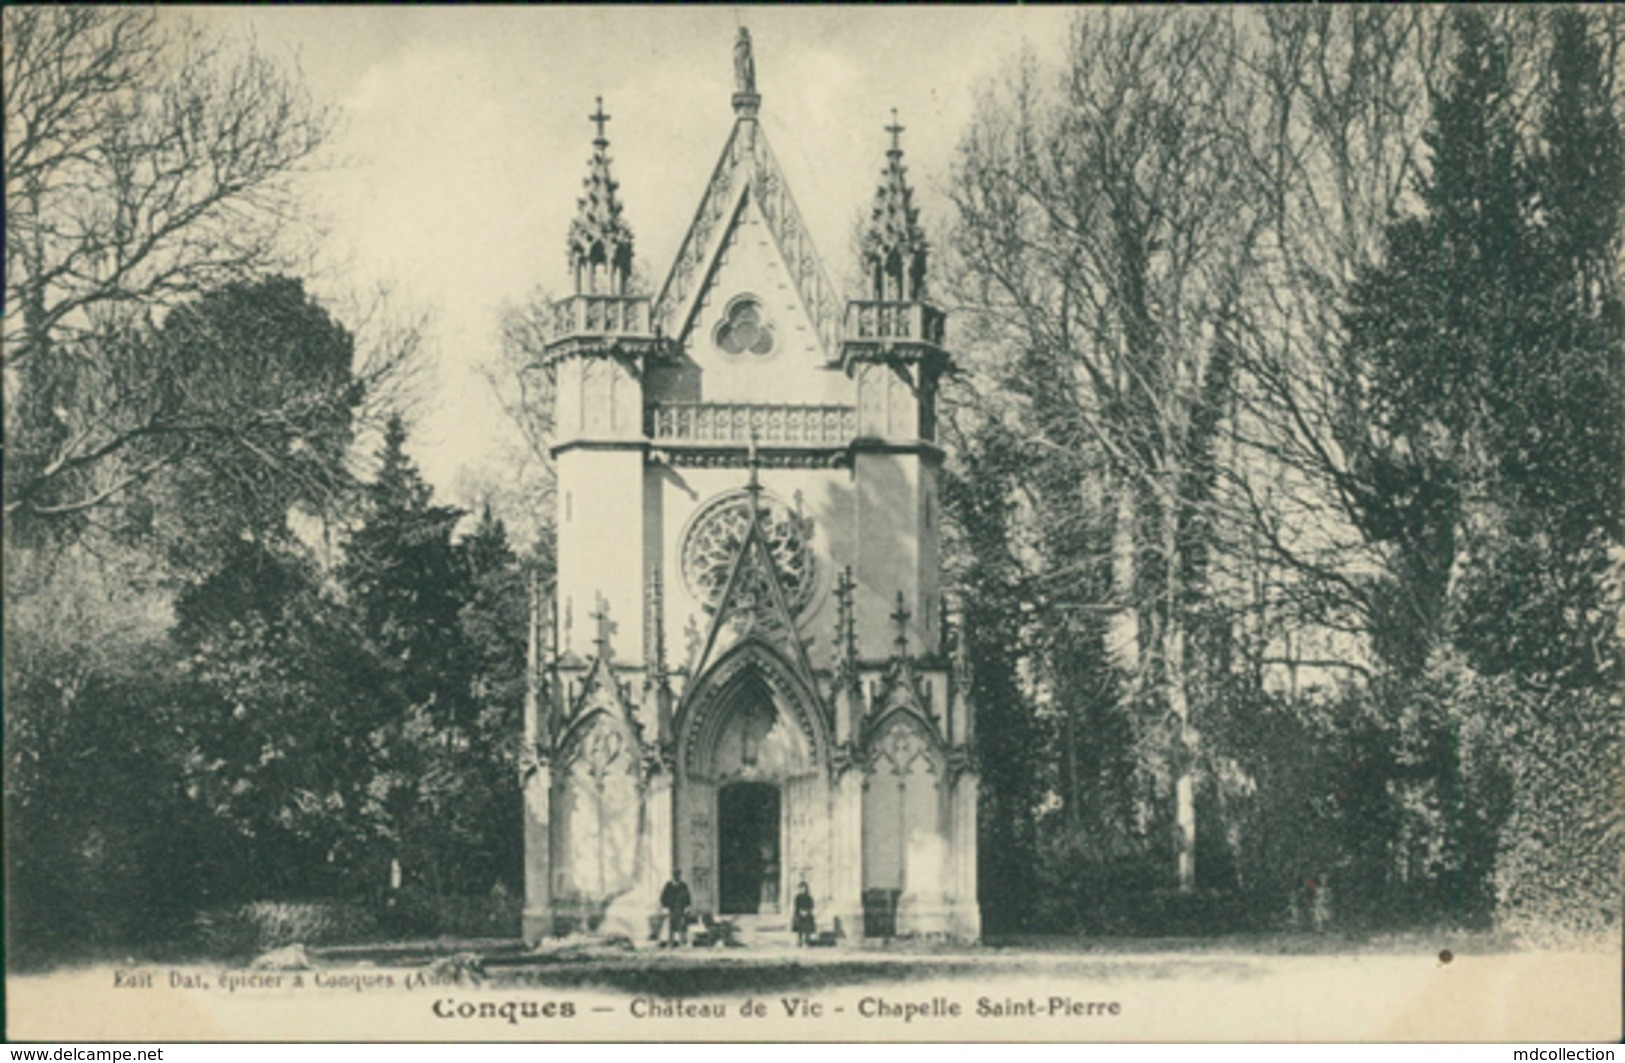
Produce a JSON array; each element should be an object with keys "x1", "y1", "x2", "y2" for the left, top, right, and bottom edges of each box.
[
  {"x1": 678, "y1": 643, "x2": 827, "y2": 780},
  {"x1": 874, "y1": 716, "x2": 930, "y2": 773},
  {"x1": 832, "y1": 567, "x2": 859, "y2": 688},
  {"x1": 715, "y1": 545, "x2": 794, "y2": 646},
  {"x1": 653, "y1": 110, "x2": 842, "y2": 361},
  {"x1": 681, "y1": 489, "x2": 816, "y2": 618},
  {"x1": 664, "y1": 449, "x2": 850, "y2": 471},
  {"x1": 648, "y1": 402, "x2": 856, "y2": 446},
  {"x1": 645, "y1": 567, "x2": 669, "y2": 687},
  {"x1": 947, "y1": 745, "x2": 979, "y2": 782},
  {"x1": 889, "y1": 590, "x2": 912, "y2": 657},
  {"x1": 860, "y1": 110, "x2": 928, "y2": 302},
  {"x1": 587, "y1": 595, "x2": 618, "y2": 666},
  {"x1": 567, "y1": 98, "x2": 635, "y2": 296},
  {"x1": 682, "y1": 613, "x2": 704, "y2": 674},
  {"x1": 830, "y1": 739, "x2": 861, "y2": 778},
  {"x1": 576, "y1": 721, "x2": 627, "y2": 781}
]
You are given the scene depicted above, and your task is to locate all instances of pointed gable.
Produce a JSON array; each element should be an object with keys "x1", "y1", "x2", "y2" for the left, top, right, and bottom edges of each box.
[
  {"x1": 861, "y1": 590, "x2": 945, "y2": 747},
  {"x1": 571, "y1": 649, "x2": 628, "y2": 720},
  {"x1": 868, "y1": 654, "x2": 940, "y2": 739},
  {"x1": 689, "y1": 485, "x2": 819, "y2": 695},
  {"x1": 655, "y1": 110, "x2": 844, "y2": 367}
]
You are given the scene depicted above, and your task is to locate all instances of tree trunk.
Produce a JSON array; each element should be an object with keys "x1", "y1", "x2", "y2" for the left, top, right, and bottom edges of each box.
[{"x1": 1163, "y1": 477, "x2": 1196, "y2": 893}]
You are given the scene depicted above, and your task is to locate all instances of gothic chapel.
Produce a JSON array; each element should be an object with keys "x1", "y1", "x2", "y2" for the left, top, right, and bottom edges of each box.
[{"x1": 522, "y1": 29, "x2": 980, "y2": 943}]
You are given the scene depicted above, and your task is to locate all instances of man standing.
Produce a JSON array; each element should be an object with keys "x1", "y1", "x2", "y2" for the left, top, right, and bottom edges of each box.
[
  {"x1": 660, "y1": 869, "x2": 692, "y2": 948},
  {"x1": 792, "y1": 881, "x2": 816, "y2": 947}
]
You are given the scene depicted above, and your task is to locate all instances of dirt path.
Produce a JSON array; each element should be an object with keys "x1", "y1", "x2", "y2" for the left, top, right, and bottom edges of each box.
[{"x1": 8, "y1": 946, "x2": 1618, "y2": 1041}]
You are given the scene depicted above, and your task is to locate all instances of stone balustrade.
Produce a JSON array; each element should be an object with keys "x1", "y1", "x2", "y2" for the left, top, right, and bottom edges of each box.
[
  {"x1": 647, "y1": 402, "x2": 857, "y2": 445},
  {"x1": 552, "y1": 293, "x2": 653, "y2": 337},
  {"x1": 843, "y1": 300, "x2": 946, "y2": 346}
]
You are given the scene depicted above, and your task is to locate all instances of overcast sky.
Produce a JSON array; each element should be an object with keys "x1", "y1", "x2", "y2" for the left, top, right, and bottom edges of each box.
[{"x1": 182, "y1": 7, "x2": 1074, "y2": 503}]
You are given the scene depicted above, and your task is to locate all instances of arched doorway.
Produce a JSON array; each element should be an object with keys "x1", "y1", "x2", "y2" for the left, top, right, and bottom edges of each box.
[
  {"x1": 717, "y1": 781, "x2": 780, "y2": 915},
  {"x1": 675, "y1": 640, "x2": 831, "y2": 918}
]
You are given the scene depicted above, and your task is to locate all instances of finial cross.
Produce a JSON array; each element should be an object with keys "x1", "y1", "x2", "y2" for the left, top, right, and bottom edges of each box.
[
  {"x1": 886, "y1": 108, "x2": 905, "y2": 154},
  {"x1": 745, "y1": 426, "x2": 763, "y2": 505},
  {"x1": 589, "y1": 96, "x2": 612, "y2": 144},
  {"x1": 836, "y1": 568, "x2": 855, "y2": 611},
  {"x1": 838, "y1": 568, "x2": 859, "y2": 661},
  {"x1": 891, "y1": 590, "x2": 912, "y2": 655},
  {"x1": 590, "y1": 595, "x2": 617, "y2": 660}
]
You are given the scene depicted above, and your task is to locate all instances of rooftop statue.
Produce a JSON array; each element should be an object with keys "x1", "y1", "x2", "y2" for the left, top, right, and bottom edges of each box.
[{"x1": 734, "y1": 27, "x2": 756, "y2": 96}]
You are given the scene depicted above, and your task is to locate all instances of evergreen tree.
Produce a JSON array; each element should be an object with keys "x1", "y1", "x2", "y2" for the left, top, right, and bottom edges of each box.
[
  {"x1": 6, "y1": 547, "x2": 206, "y2": 960},
  {"x1": 341, "y1": 415, "x2": 469, "y2": 723},
  {"x1": 1334, "y1": 10, "x2": 1533, "y2": 923},
  {"x1": 1455, "y1": 8, "x2": 1624, "y2": 690},
  {"x1": 1340, "y1": 10, "x2": 1528, "y2": 682},
  {"x1": 450, "y1": 504, "x2": 529, "y2": 893},
  {"x1": 338, "y1": 419, "x2": 529, "y2": 898},
  {"x1": 1458, "y1": 9, "x2": 1624, "y2": 940}
]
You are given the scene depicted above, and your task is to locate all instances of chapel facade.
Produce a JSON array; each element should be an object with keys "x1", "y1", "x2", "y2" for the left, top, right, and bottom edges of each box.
[{"x1": 521, "y1": 30, "x2": 980, "y2": 943}]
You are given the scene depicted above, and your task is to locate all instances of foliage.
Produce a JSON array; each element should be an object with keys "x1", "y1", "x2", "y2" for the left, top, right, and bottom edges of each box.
[
  {"x1": 6, "y1": 7, "x2": 1619, "y2": 962},
  {"x1": 194, "y1": 901, "x2": 381, "y2": 959},
  {"x1": 941, "y1": 416, "x2": 1051, "y2": 933},
  {"x1": 948, "y1": 7, "x2": 1264, "y2": 896},
  {"x1": 3, "y1": 8, "x2": 334, "y2": 530},
  {"x1": 947, "y1": 6, "x2": 1622, "y2": 942},
  {"x1": 341, "y1": 416, "x2": 470, "y2": 719},
  {"x1": 341, "y1": 419, "x2": 527, "y2": 899},
  {"x1": 1491, "y1": 683, "x2": 1622, "y2": 944},
  {"x1": 1332, "y1": 9, "x2": 1622, "y2": 937},
  {"x1": 3, "y1": 544, "x2": 204, "y2": 960},
  {"x1": 1453, "y1": 8, "x2": 1624, "y2": 694},
  {"x1": 172, "y1": 536, "x2": 387, "y2": 898},
  {"x1": 6, "y1": 371, "x2": 526, "y2": 964},
  {"x1": 135, "y1": 276, "x2": 363, "y2": 571}
]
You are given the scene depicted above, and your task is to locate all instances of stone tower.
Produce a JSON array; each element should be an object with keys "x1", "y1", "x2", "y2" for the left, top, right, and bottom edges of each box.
[{"x1": 522, "y1": 31, "x2": 979, "y2": 945}]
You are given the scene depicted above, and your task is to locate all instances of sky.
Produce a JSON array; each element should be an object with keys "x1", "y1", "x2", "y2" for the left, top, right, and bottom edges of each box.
[{"x1": 181, "y1": 7, "x2": 1074, "y2": 504}]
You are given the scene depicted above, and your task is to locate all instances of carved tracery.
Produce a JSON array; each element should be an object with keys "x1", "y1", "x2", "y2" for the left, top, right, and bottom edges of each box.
[{"x1": 681, "y1": 489, "x2": 816, "y2": 616}]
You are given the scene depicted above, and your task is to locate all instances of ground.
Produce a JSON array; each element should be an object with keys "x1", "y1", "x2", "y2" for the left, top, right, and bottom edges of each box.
[{"x1": 7, "y1": 935, "x2": 1619, "y2": 1041}]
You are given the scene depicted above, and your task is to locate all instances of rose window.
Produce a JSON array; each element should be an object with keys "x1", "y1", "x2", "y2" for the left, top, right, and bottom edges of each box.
[
  {"x1": 715, "y1": 296, "x2": 775, "y2": 357},
  {"x1": 681, "y1": 490, "x2": 816, "y2": 615}
]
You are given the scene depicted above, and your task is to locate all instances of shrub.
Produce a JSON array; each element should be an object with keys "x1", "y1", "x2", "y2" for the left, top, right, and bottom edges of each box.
[
  {"x1": 1492, "y1": 684, "x2": 1622, "y2": 946},
  {"x1": 194, "y1": 901, "x2": 379, "y2": 958}
]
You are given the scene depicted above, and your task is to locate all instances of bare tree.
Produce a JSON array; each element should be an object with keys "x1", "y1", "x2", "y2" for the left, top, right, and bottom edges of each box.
[
  {"x1": 3, "y1": 8, "x2": 335, "y2": 525},
  {"x1": 1218, "y1": 10, "x2": 1614, "y2": 679},
  {"x1": 950, "y1": 9, "x2": 1265, "y2": 891},
  {"x1": 471, "y1": 289, "x2": 558, "y2": 552},
  {"x1": 1216, "y1": 9, "x2": 1443, "y2": 669}
]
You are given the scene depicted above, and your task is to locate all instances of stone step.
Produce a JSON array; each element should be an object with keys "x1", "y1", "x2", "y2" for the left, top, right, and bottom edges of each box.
[{"x1": 695, "y1": 915, "x2": 803, "y2": 948}]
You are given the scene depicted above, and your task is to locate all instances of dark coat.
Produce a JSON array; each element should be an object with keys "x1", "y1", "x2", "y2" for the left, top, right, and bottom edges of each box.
[
  {"x1": 792, "y1": 890, "x2": 815, "y2": 934},
  {"x1": 661, "y1": 880, "x2": 692, "y2": 912}
]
